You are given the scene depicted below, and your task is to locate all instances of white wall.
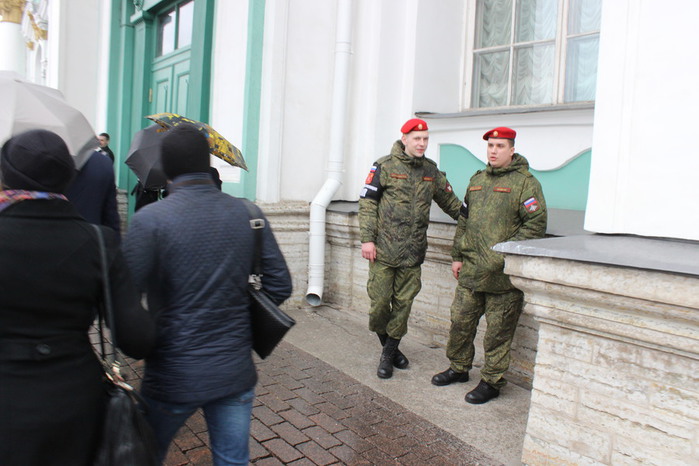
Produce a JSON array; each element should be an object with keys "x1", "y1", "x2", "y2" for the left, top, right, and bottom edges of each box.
[
  {"x1": 210, "y1": 0, "x2": 249, "y2": 185},
  {"x1": 47, "y1": 0, "x2": 105, "y2": 133},
  {"x1": 264, "y1": 0, "x2": 475, "y2": 203},
  {"x1": 585, "y1": 0, "x2": 699, "y2": 241},
  {"x1": 267, "y1": 0, "x2": 597, "y2": 204},
  {"x1": 427, "y1": 108, "x2": 594, "y2": 171},
  {"x1": 277, "y1": 0, "x2": 337, "y2": 202},
  {"x1": 413, "y1": 0, "x2": 466, "y2": 113}
]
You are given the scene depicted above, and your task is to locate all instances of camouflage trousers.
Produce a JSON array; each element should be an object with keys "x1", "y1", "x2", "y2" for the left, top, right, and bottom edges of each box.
[
  {"x1": 446, "y1": 285, "x2": 524, "y2": 388},
  {"x1": 367, "y1": 261, "x2": 422, "y2": 340}
]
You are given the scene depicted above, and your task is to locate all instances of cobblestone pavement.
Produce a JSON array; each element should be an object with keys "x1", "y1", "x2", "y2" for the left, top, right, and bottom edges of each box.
[{"x1": 116, "y1": 341, "x2": 500, "y2": 466}]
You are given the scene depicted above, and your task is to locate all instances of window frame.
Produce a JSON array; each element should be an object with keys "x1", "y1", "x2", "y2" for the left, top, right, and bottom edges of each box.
[
  {"x1": 156, "y1": 0, "x2": 194, "y2": 58},
  {"x1": 465, "y1": 0, "x2": 600, "y2": 110}
]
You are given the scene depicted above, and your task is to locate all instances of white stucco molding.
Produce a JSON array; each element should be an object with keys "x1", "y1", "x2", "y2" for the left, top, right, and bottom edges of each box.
[{"x1": 421, "y1": 106, "x2": 595, "y2": 171}]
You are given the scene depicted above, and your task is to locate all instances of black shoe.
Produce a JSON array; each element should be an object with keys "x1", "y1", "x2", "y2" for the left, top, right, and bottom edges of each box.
[
  {"x1": 377, "y1": 337, "x2": 400, "y2": 379},
  {"x1": 377, "y1": 334, "x2": 409, "y2": 369},
  {"x1": 465, "y1": 380, "x2": 500, "y2": 404},
  {"x1": 431, "y1": 368, "x2": 469, "y2": 386}
]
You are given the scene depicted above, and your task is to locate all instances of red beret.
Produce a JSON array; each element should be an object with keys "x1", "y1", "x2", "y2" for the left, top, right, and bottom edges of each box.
[
  {"x1": 401, "y1": 118, "x2": 429, "y2": 134},
  {"x1": 483, "y1": 127, "x2": 516, "y2": 141}
]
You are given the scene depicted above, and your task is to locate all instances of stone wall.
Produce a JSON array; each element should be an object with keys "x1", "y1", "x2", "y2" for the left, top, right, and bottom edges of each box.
[
  {"x1": 500, "y1": 250, "x2": 699, "y2": 465},
  {"x1": 261, "y1": 201, "x2": 539, "y2": 388},
  {"x1": 117, "y1": 189, "x2": 128, "y2": 234}
]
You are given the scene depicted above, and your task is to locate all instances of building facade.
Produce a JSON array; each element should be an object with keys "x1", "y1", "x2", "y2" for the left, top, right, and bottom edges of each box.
[{"x1": 2, "y1": 0, "x2": 698, "y2": 464}]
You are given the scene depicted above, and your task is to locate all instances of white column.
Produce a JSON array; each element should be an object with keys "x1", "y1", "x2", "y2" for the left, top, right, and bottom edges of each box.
[
  {"x1": 0, "y1": 0, "x2": 27, "y2": 75},
  {"x1": 585, "y1": 0, "x2": 699, "y2": 241}
]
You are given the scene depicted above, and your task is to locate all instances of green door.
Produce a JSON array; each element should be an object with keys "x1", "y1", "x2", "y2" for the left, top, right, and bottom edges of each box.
[
  {"x1": 151, "y1": 51, "x2": 191, "y2": 115},
  {"x1": 150, "y1": 0, "x2": 194, "y2": 116}
]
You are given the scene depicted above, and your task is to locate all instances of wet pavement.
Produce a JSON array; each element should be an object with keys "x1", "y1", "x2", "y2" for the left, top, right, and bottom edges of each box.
[
  {"x1": 110, "y1": 304, "x2": 529, "y2": 465},
  {"x1": 118, "y1": 341, "x2": 500, "y2": 465}
]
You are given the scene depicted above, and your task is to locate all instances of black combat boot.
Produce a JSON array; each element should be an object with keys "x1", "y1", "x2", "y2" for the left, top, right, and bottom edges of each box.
[
  {"x1": 431, "y1": 368, "x2": 469, "y2": 386},
  {"x1": 377, "y1": 337, "x2": 400, "y2": 379},
  {"x1": 465, "y1": 380, "x2": 500, "y2": 404},
  {"x1": 377, "y1": 334, "x2": 409, "y2": 369}
]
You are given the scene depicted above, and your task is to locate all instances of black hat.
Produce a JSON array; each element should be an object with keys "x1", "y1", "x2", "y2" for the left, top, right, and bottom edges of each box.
[
  {"x1": 161, "y1": 124, "x2": 211, "y2": 179},
  {"x1": 0, "y1": 129, "x2": 76, "y2": 193}
]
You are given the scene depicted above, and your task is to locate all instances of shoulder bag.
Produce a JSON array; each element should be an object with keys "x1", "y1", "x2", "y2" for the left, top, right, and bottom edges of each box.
[
  {"x1": 243, "y1": 201, "x2": 296, "y2": 359},
  {"x1": 92, "y1": 225, "x2": 158, "y2": 466}
]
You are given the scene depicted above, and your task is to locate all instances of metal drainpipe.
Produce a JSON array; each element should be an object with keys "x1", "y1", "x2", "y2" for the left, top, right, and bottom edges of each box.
[{"x1": 305, "y1": 0, "x2": 352, "y2": 306}]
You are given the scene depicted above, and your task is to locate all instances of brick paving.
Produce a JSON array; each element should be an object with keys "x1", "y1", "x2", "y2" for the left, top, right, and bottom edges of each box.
[{"x1": 114, "y1": 341, "x2": 500, "y2": 466}]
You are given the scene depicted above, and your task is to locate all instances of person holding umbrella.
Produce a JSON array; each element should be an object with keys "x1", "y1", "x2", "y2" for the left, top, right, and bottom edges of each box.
[
  {"x1": 0, "y1": 129, "x2": 154, "y2": 465},
  {"x1": 122, "y1": 124, "x2": 292, "y2": 465}
]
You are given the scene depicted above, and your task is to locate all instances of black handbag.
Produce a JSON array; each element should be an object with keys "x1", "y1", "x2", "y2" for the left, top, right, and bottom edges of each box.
[
  {"x1": 243, "y1": 201, "x2": 296, "y2": 359},
  {"x1": 92, "y1": 225, "x2": 159, "y2": 466}
]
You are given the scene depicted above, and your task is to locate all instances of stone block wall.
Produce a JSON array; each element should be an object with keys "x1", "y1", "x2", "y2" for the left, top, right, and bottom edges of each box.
[
  {"x1": 257, "y1": 202, "x2": 311, "y2": 310},
  {"x1": 503, "y1": 254, "x2": 699, "y2": 465},
  {"x1": 117, "y1": 189, "x2": 128, "y2": 234},
  {"x1": 261, "y1": 202, "x2": 539, "y2": 388}
]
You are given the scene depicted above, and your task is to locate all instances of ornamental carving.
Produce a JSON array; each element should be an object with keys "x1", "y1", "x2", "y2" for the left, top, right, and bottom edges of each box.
[
  {"x1": 27, "y1": 11, "x2": 47, "y2": 40},
  {"x1": 0, "y1": 0, "x2": 26, "y2": 24}
]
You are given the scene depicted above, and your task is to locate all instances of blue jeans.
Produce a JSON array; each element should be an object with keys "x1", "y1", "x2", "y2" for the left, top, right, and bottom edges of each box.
[{"x1": 142, "y1": 388, "x2": 255, "y2": 466}]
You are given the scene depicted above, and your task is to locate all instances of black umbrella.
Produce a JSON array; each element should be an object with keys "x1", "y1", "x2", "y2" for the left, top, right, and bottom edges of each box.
[{"x1": 125, "y1": 124, "x2": 168, "y2": 189}]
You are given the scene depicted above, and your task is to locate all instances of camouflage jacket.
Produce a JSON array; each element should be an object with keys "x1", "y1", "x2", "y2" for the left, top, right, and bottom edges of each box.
[
  {"x1": 452, "y1": 153, "x2": 547, "y2": 292},
  {"x1": 359, "y1": 140, "x2": 461, "y2": 268}
]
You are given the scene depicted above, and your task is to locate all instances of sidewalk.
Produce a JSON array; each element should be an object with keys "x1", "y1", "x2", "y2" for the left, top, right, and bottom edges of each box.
[{"x1": 117, "y1": 305, "x2": 530, "y2": 465}]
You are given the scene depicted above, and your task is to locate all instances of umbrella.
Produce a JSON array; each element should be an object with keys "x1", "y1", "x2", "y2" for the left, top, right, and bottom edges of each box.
[
  {"x1": 0, "y1": 71, "x2": 98, "y2": 169},
  {"x1": 146, "y1": 112, "x2": 247, "y2": 171},
  {"x1": 124, "y1": 124, "x2": 169, "y2": 189}
]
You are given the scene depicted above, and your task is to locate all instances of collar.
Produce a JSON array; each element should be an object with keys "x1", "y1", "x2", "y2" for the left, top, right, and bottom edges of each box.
[{"x1": 168, "y1": 173, "x2": 215, "y2": 192}]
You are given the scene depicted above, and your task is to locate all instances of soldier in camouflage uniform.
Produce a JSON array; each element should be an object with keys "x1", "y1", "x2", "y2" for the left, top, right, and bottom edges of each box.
[
  {"x1": 359, "y1": 118, "x2": 461, "y2": 379},
  {"x1": 431, "y1": 127, "x2": 547, "y2": 404}
]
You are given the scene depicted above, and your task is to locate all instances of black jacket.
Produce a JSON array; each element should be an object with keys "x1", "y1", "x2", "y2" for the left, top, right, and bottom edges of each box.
[
  {"x1": 0, "y1": 199, "x2": 154, "y2": 465},
  {"x1": 65, "y1": 151, "x2": 121, "y2": 237}
]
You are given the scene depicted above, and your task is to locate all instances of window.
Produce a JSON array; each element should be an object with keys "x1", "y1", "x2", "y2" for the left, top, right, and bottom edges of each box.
[
  {"x1": 471, "y1": 0, "x2": 601, "y2": 108},
  {"x1": 156, "y1": 0, "x2": 194, "y2": 57}
]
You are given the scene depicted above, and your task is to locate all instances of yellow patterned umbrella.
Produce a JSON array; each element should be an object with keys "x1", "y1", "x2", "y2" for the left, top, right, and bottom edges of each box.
[{"x1": 145, "y1": 113, "x2": 247, "y2": 171}]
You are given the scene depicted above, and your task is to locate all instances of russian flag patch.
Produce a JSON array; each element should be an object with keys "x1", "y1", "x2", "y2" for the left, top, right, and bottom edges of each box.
[
  {"x1": 523, "y1": 197, "x2": 540, "y2": 213},
  {"x1": 365, "y1": 166, "x2": 377, "y2": 184}
]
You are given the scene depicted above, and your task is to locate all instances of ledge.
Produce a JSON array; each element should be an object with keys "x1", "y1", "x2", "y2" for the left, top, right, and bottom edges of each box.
[
  {"x1": 416, "y1": 102, "x2": 595, "y2": 119},
  {"x1": 494, "y1": 234, "x2": 699, "y2": 277}
]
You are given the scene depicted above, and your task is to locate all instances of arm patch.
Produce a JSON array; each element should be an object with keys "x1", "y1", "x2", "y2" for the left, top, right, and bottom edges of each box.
[
  {"x1": 523, "y1": 196, "x2": 541, "y2": 213},
  {"x1": 459, "y1": 200, "x2": 469, "y2": 218},
  {"x1": 359, "y1": 163, "x2": 383, "y2": 201}
]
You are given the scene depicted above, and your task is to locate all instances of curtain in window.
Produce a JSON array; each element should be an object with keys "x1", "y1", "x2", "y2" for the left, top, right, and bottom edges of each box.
[
  {"x1": 516, "y1": 0, "x2": 557, "y2": 42},
  {"x1": 565, "y1": 0, "x2": 601, "y2": 102},
  {"x1": 568, "y1": 0, "x2": 601, "y2": 35},
  {"x1": 514, "y1": 44, "x2": 555, "y2": 105},
  {"x1": 476, "y1": 0, "x2": 512, "y2": 48},
  {"x1": 474, "y1": 51, "x2": 510, "y2": 107},
  {"x1": 565, "y1": 36, "x2": 598, "y2": 102},
  {"x1": 473, "y1": 0, "x2": 601, "y2": 107},
  {"x1": 473, "y1": 0, "x2": 512, "y2": 107},
  {"x1": 514, "y1": 0, "x2": 557, "y2": 105}
]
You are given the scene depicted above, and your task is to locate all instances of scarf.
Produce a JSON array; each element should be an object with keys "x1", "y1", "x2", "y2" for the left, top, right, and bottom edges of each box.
[{"x1": 0, "y1": 190, "x2": 67, "y2": 214}]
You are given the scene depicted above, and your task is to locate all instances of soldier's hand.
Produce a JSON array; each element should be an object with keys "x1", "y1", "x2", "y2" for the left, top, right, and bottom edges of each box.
[
  {"x1": 361, "y1": 242, "x2": 377, "y2": 262},
  {"x1": 451, "y1": 261, "x2": 463, "y2": 279}
]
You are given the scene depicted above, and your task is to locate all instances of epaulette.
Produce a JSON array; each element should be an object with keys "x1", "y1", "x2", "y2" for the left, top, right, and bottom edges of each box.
[
  {"x1": 375, "y1": 154, "x2": 393, "y2": 165},
  {"x1": 424, "y1": 157, "x2": 438, "y2": 167}
]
